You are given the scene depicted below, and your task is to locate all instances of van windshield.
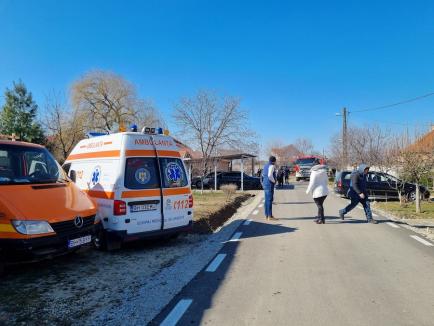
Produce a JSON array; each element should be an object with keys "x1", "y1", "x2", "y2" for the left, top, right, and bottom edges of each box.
[{"x1": 0, "y1": 144, "x2": 66, "y2": 185}]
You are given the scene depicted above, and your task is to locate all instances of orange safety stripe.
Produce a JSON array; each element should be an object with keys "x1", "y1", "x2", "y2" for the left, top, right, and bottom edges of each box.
[
  {"x1": 122, "y1": 189, "x2": 161, "y2": 198},
  {"x1": 67, "y1": 150, "x2": 121, "y2": 161},
  {"x1": 125, "y1": 150, "x2": 156, "y2": 157},
  {"x1": 158, "y1": 150, "x2": 181, "y2": 158},
  {"x1": 125, "y1": 150, "x2": 181, "y2": 158},
  {"x1": 84, "y1": 190, "x2": 115, "y2": 200},
  {"x1": 163, "y1": 187, "x2": 191, "y2": 196}
]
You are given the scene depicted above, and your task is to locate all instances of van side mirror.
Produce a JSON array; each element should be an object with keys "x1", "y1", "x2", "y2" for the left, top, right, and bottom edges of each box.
[{"x1": 70, "y1": 170, "x2": 77, "y2": 183}]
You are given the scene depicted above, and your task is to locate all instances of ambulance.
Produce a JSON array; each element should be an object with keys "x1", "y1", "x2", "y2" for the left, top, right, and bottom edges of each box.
[
  {"x1": 63, "y1": 127, "x2": 193, "y2": 250},
  {"x1": 0, "y1": 140, "x2": 98, "y2": 273}
]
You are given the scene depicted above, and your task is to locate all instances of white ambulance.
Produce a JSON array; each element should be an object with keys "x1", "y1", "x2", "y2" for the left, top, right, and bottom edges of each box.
[{"x1": 63, "y1": 128, "x2": 193, "y2": 250}]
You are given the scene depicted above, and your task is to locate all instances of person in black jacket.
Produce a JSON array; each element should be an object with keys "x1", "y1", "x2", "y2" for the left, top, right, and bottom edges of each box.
[{"x1": 339, "y1": 163, "x2": 378, "y2": 224}]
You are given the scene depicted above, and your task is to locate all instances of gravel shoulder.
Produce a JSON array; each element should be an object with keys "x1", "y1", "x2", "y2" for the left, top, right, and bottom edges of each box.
[{"x1": 0, "y1": 192, "x2": 262, "y2": 325}]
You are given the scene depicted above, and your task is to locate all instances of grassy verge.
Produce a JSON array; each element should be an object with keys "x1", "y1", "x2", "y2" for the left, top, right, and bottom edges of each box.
[
  {"x1": 192, "y1": 190, "x2": 255, "y2": 233},
  {"x1": 373, "y1": 201, "x2": 434, "y2": 219}
]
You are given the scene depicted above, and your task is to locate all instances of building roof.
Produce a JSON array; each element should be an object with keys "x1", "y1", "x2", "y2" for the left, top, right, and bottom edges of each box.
[{"x1": 407, "y1": 127, "x2": 434, "y2": 152}]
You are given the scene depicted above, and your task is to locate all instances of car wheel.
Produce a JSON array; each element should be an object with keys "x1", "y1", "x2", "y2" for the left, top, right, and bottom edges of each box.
[
  {"x1": 296, "y1": 178, "x2": 300, "y2": 182},
  {"x1": 195, "y1": 180, "x2": 202, "y2": 189},
  {"x1": 407, "y1": 191, "x2": 417, "y2": 202}
]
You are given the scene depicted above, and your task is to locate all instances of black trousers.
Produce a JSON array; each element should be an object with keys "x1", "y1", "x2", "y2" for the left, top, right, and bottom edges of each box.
[{"x1": 313, "y1": 195, "x2": 327, "y2": 220}]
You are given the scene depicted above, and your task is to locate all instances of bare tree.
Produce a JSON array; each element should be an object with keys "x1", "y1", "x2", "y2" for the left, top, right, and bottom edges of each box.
[
  {"x1": 71, "y1": 70, "x2": 163, "y2": 132},
  {"x1": 173, "y1": 90, "x2": 256, "y2": 190},
  {"x1": 294, "y1": 138, "x2": 314, "y2": 156},
  {"x1": 44, "y1": 92, "x2": 86, "y2": 163}
]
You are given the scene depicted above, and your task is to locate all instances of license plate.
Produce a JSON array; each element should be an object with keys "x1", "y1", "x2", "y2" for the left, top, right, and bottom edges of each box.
[
  {"x1": 131, "y1": 204, "x2": 157, "y2": 212},
  {"x1": 68, "y1": 235, "x2": 91, "y2": 248}
]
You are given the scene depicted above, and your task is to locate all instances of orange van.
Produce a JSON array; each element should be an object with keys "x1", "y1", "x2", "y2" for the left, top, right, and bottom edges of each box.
[{"x1": 0, "y1": 140, "x2": 99, "y2": 272}]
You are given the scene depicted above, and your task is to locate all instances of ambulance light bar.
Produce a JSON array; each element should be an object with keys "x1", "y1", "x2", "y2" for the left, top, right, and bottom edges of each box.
[
  {"x1": 87, "y1": 132, "x2": 108, "y2": 138},
  {"x1": 141, "y1": 127, "x2": 167, "y2": 135}
]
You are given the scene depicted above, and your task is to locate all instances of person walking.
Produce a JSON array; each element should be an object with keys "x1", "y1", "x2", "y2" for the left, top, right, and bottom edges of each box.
[
  {"x1": 306, "y1": 164, "x2": 329, "y2": 224},
  {"x1": 261, "y1": 156, "x2": 278, "y2": 221},
  {"x1": 339, "y1": 164, "x2": 378, "y2": 224}
]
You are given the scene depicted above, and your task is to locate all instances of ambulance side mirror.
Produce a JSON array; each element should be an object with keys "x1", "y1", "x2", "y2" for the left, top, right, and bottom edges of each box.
[{"x1": 70, "y1": 170, "x2": 77, "y2": 183}]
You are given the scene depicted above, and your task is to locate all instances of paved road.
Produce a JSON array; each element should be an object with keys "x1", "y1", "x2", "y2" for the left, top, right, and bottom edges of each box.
[{"x1": 152, "y1": 183, "x2": 434, "y2": 326}]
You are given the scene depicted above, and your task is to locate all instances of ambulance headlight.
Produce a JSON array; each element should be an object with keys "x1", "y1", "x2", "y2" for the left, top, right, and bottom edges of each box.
[{"x1": 12, "y1": 220, "x2": 55, "y2": 235}]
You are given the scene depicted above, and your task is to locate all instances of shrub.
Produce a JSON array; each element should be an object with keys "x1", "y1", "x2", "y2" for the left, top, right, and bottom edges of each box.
[{"x1": 220, "y1": 184, "x2": 238, "y2": 202}]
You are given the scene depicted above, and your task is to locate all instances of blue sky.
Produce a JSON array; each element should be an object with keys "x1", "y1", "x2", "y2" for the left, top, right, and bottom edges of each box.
[{"x1": 1, "y1": 0, "x2": 434, "y2": 154}]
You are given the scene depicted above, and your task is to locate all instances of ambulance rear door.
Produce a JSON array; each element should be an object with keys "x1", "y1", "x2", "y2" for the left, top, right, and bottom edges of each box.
[
  {"x1": 122, "y1": 134, "x2": 163, "y2": 234},
  {"x1": 159, "y1": 156, "x2": 192, "y2": 230}
]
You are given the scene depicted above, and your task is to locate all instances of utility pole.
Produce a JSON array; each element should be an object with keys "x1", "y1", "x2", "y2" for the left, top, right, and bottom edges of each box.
[{"x1": 342, "y1": 107, "x2": 348, "y2": 169}]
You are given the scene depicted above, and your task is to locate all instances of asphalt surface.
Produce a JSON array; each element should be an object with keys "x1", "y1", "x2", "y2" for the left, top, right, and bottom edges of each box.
[{"x1": 151, "y1": 182, "x2": 434, "y2": 326}]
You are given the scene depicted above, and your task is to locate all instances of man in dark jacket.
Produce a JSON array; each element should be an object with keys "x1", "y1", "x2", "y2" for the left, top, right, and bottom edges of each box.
[{"x1": 339, "y1": 163, "x2": 378, "y2": 224}]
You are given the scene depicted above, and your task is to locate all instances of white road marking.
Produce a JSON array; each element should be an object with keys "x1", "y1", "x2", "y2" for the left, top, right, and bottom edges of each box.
[
  {"x1": 373, "y1": 213, "x2": 379, "y2": 217},
  {"x1": 386, "y1": 222, "x2": 400, "y2": 229},
  {"x1": 205, "y1": 254, "x2": 227, "y2": 272},
  {"x1": 252, "y1": 209, "x2": 259, "y2": 215},
  {"x1": 229, "y1": 232, "x2": 242, "y2": 242},
  {"x1": 258, "y1": 204, "x2": 264, "y2": 208},
  {"x1": 410, "y1": 235, "x2": 434, "y2": 247},
  {"x1": 243, "y1": 219, "x2": 252, "y2": 226},
  {"x1": 160, "y1": 299, "x2": 193, "y2": 326}
]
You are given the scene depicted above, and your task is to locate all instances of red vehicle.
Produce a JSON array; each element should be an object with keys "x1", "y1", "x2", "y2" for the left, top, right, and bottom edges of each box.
[{"x1": 294, "y1": 156, "x2": 326, "y2": 181}]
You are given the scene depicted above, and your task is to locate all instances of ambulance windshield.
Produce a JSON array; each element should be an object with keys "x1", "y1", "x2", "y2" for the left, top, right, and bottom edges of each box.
[{"x1": 0, "y1": 144, "x2": 66, "y2": 185}]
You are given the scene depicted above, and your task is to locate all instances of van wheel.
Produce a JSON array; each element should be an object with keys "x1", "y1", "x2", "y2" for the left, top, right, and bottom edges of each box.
[
  {"x1": 93, "y1": 230, "x2": 108, "y2": 251},
  {"x1": 296, "y1": 178, "x2": 300, "y2": 182}
]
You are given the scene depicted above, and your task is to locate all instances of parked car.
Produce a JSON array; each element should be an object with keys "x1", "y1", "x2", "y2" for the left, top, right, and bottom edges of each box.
[
  {"x1": 203, "y1": 171, "x2": 262, "y2": 190},
  {"x1": 334, "y1": 170, "x2": 430, "y2": 201},
  {"x1": 191, "y1": 172, "x2": 223, "y2": 189}
]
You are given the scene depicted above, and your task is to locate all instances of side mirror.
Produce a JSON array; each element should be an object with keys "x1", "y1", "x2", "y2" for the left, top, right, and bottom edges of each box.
[{"x1": 70, "y1": 170, "x2": 77, "y2": 183}]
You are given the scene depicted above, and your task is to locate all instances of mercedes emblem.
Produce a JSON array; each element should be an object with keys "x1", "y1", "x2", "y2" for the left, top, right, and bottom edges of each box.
[{"x1": 74, "y1": 216, "x2": 84, "y2": 228}]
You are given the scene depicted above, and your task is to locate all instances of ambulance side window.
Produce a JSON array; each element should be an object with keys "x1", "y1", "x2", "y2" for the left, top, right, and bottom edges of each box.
[
  {"x1": 160, "y1": 158, "x2": 188, "y2": 188},
  {"x1": 124, "y1": 158, "x2": 160, "y2": 189}
]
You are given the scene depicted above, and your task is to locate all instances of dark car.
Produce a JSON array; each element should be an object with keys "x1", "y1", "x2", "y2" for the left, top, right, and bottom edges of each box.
[
  {"x1": 334, "y1": 170, "x2": 430, "y2": 201},
  {"x1": 203, "y1": 171, "x2": 262, "y2": 190},
  {"x1": 191, "y1": 172, "x2": 223, "y2": 189}
]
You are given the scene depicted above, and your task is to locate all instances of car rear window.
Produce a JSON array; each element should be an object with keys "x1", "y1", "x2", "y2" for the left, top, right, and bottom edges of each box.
[
  {"x1": 159, "y1": 158, "x2": 188, "y2": 188},
  {"x1": 125, "y1": 158, "x2": 160, "y2": 189}
]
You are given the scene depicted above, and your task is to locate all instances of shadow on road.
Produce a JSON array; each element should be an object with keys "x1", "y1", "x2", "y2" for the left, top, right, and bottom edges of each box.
[
  {"x1": 277, "y1": 201, "x2": 315, "y2": 205},
  {"x1": 275, "y1": 184, "x2": 295, "y2": 190},
  {"x1": 150, "y1": 220, "x2": 297, "y2": 325}
]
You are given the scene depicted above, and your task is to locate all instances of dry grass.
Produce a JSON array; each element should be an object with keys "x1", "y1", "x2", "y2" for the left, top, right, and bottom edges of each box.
[
  {"x1": 192, "y1": 190, "x2": 247, "y2": 221},
  {"x1": 374, "y1": 201, "x2": 434, "y2": 219}
]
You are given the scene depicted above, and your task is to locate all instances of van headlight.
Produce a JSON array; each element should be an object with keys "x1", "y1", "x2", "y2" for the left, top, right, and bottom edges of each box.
[{"x1": 12, "y1": 220, "x2": 55, "y2": 235}]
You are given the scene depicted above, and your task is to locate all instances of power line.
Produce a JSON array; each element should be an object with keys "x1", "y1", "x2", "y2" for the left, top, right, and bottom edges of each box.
[{"x1": 351, "y1": 91, "x2": 434, "y2": 113}]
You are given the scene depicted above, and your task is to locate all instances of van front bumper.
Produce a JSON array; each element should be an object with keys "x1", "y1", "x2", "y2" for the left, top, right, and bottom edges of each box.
[
  {"x1": 106, "y1": 220, "x2": 193, "y2": 244},
  {"x1": 0, "y1": 222, "x2": 102, "y2": 263}
]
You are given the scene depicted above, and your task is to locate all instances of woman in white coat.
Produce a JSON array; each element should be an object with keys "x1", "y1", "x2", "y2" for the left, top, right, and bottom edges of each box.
[{"x1": 306, "y1": 164, "x2": 329, "y2": 224}]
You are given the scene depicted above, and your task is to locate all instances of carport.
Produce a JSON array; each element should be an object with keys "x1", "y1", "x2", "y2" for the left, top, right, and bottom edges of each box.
[{"x1": 210, "y1": 153, "x2": 257, "y2": 191}]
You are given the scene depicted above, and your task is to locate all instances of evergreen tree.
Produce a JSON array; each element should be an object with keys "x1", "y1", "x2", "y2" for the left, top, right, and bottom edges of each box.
[{"x1": 0, "y1": 80, "x2": 45, "y2": 143}]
